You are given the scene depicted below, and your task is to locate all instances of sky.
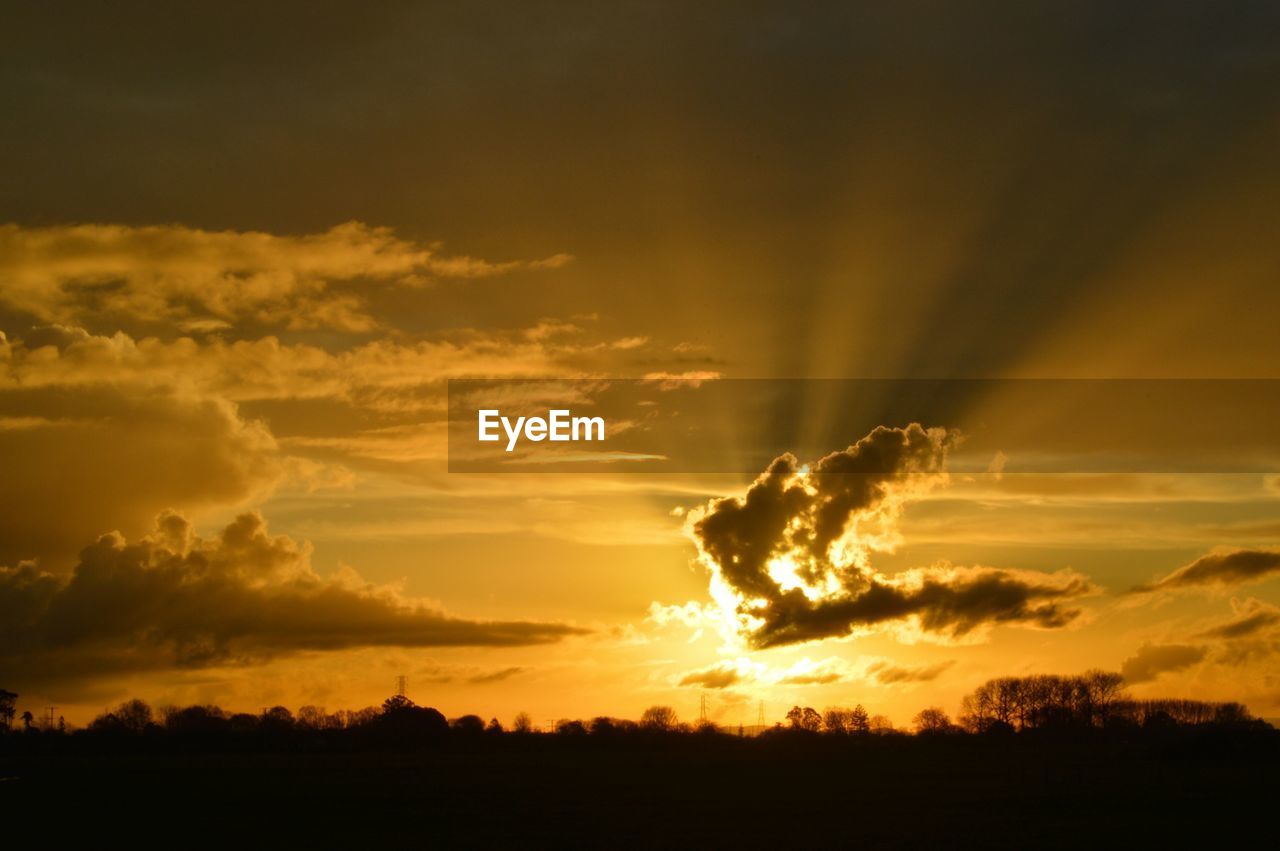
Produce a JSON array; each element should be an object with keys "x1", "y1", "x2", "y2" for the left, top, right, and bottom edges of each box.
[{"x1": 3, "y1": 1, "x2": 1280, "y2": 728}]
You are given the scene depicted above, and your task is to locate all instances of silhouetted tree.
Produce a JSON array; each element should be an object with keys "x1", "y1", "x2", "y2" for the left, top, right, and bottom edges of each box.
[
  {"x1": 1107, "y1": 698, "x2": 1258, "y2": 729},
  {"x1": 825, "y1": 705, "x2": 870, "y2": 734},
  {"x1": 640, "y1": 705, "x2": 679, "y2": 732},
  {"x1": 259, "y1": 706, "x2": 296, "y2": 735},
  {"x1": 1214, "y1": 702, "x2": 1254, "y2": 726},
  {"x1": 1082, "y1": 670, "x2": 1126, "y2": 726},
  {"x1": 163, "y1": 705, "x2": 228, "y2": 735},
  {"x1": 373, "y1": 701, "x2": 448, "y2": 738},
  {"x1": 451, "y1": 714, "x2": 486, "y2": 736},
  {"x1": 0, "y1": 689, "x2": 16, "y2": 731},
  {"x1": 297, "y1": 705, "x2": 338, "y2": 730},
  {"x1": 228, "y1": 713, "x2": 260, "y2": 734},
  {"x1": 555, "y1": 719, "x2": 588, "y2": 736},
  {"x1": 486, "y1": 717, "x2": 504, "y2": 735},
  {"x1": 786, "y1": 706, "x2": 822, "y2": 732},
  {"x1": 960, "y1": 671, "x2": 1134, "y2": 732},
  {"x1": 914, "y1": 707, "x2": 953, "y2": 734},
  {"x1": 382, "y1": 693, "x2": 416, "y2": 714},
  {"x1": 823, "y1": 707, "x2": 851, "y2": 734},
  {"x1": 512, "y1": 711, "x2": 534, "y2": 734},
  {"x1": 849, "y1": 704, "x2": 870, "y2": 734},
  {"x1": 869, "y1": 714, "x2": 895, "y2": 734},
  {"x1": 89, "y1": 698, "x2": 155, "y2": 735},
  {"x1": 21, "y1": 710, "x2": 33, "y2": 732},
  {"x1": 338, "y1": 707, "x2": 380, "y2": 728},
  {"x1": 116, "y1": 698, "x2": 154, "y2": 733}
]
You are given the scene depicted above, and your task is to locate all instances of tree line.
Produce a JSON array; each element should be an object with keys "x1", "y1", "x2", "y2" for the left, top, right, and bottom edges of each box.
[
  {"x1": 0, "y1": 670, "x2": 1271, "y2": 749},
  {"x1": 955, "y1": 670, "x2": 1258, "y2": 733},
  {"x1": 777, "y1": 670, "x2": 1263, "y2": 736}
]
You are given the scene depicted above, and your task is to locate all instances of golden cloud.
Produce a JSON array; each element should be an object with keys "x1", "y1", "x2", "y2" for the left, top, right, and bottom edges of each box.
[
  {"x1": 0, "y1": 510, "x2": 586, "y2": 690},
  {"x1": 0, "y1": 221, "x2": 570, "y2": 331}
]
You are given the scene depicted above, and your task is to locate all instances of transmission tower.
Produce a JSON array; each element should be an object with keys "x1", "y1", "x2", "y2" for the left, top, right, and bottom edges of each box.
[
  {"x1": 756, "y1": 700, "x2": 766, "y2": 730},
  {"x1": 699, "y1": 693, "x2": 709, "y2": 724},
  {"x1": 395, "y1": 674, "x2": 407, "y2": 697}
]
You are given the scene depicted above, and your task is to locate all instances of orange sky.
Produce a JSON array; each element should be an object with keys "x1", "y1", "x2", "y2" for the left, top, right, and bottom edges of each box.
[{"x1": 2, "y1": 2, "x2": 1280, "y2": 728}]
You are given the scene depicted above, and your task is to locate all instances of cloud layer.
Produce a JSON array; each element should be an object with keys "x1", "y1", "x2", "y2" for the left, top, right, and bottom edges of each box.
[
  {"x1": 687, "y1": 425, "x2": 1094, "y2": 648},
  {"x1": 675, "y1": 655, "x2": 955, "y2": 690},
  {"x1": 1133, "y1": 548, "x2": 1280, "y2": 593},
  {"x1": 0, "y1": 222, "x2": 570, "y2": 332},
  {"x1": 1120, "y1": 644, "x2": 1208, "y2": 684},
  {"x1": 0, "y1": 320, "x2": 696, "y2": 563},
  {"x1": 0, "y1": 511, "x2": 585, "y2": 689}
]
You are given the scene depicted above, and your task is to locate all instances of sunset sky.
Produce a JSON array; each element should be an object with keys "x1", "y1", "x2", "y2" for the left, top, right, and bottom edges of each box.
[{"x1": 3, "y1": 2, "x2": 1280, "y2": 728}]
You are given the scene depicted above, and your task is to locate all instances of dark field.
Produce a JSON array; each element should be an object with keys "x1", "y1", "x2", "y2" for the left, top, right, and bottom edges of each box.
[{"x1": 4, "y1": 734, "x2": 1275, "y2": 848}]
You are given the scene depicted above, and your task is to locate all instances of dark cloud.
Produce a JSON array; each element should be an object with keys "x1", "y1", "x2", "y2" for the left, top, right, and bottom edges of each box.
[
  {"x1": 679, "y1": 664, "x2": 744, "y2": 690},
  {"x1": 1215, "y1": 638, "x2": 1280, "y2": 668},
  {"x1": 688, "y1": 425, "x2": 1094, "y2": 648},
  {"x1": 1194, "y1": 600, "x2": 1280, "y2": 667},
  {"x1": 869, "y1": 660, "x2": 954, "y2": 685},
  {"x1": 0, "y1": 511, "x2": 585, "y2": 689},
  {"x1": 1133, "y1": 548, "x2": 1280, "y2": 593},
  {"x1": 1196, "y1": 601, "x2": 1280, "y2": 640},
  {"x1": 775, "y1": 669, "x2": 844, "y2": 686},
  {"x1": 753, "y1": 568, "x2": 1091, "y2": 649},
  {"x1": 467, "y1": 666, "x2": 527, "y2": 684},
  {"x1": 1120, "y1": 644, "x2": 1207, "y2": 684},
  {"x1": 415, "y1": 664, "x2": 529, "y2": 685}
]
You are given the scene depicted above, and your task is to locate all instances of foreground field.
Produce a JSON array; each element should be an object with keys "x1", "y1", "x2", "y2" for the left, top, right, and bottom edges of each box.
[{"x1": 3, "y1": 733, "x2": 1275, "y2": 848}]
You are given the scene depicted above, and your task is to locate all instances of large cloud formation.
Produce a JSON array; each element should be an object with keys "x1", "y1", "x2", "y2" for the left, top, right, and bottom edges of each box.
[
  {"x1": 0, "y1": 320, "x2": 690, "y2": 563},
  {"x1": 0, "y1": 387, "x2": 281, "y2": 567},
  {"x1": 686, "y1": 425, "x2": 1094, "y2": 648},
  {"x1": 0, "y1": 511, "x2": 585, "y2": 689},
  {"x1": 1132, "y1": 548, "x2": 1280, "y2": 593}
]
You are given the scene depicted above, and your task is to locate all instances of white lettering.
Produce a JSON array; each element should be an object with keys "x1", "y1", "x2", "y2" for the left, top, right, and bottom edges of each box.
[
  {"x1": 477, "y1": 409, "x2": 606, "y2": 452},
  {"x1": 502, "y1": 415, "x2": 526, "y2": 452},
  {"x1": 573, "y1": 415, "x2": 605, "y2": 441},
  {"x1": 478, "y1": 409, "x2": 500, "y2": 442},
  {"x1": 549, "y1": 409, "x2": 571, "y2": 441}
]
